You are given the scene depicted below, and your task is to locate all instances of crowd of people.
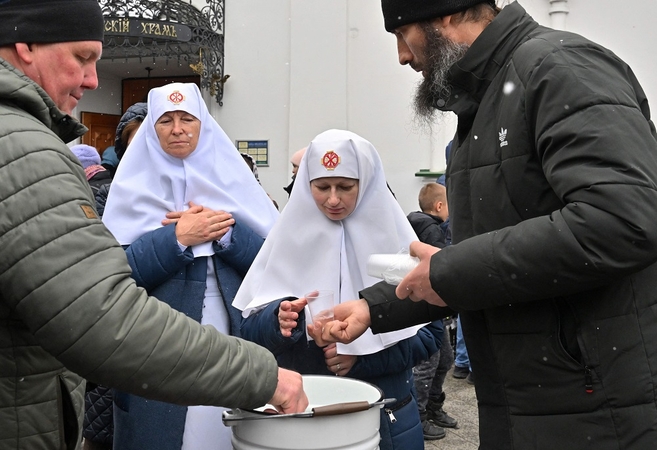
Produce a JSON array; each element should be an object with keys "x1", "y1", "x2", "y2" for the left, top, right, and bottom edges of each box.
[{"x1": 3, "y1": 0, "x2": 657, "y2": 450}]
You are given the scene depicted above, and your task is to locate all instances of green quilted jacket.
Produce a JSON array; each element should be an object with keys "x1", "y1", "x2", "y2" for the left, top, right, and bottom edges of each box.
[{"x1": 0, "y1": 57, "x2": 278, "y2": 450}]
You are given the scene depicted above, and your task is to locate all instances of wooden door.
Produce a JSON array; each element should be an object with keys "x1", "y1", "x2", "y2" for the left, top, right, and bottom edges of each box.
[{"x1": 80, "y1": 112, "x2": 121, "y2": 156}]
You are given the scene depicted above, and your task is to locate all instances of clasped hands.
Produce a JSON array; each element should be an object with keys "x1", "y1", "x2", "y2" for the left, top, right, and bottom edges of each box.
[
  {"x1": 279, "y1": 297, "x2": 355, "y2": 375},
  {"x1": 307, "y1": 241, "x2": 447, "y2": 346},
  {"x1": 162, "y1": 201, "x2": 234, "y2": 247}
]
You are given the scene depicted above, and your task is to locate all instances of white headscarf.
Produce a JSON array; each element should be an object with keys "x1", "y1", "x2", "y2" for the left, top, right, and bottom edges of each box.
[
  {"x1": 103, "y1": 83, "x2": 278, "y2": 254},
  {"x1": 233, "y1": 129, "x2": 424, "y2": 355}
]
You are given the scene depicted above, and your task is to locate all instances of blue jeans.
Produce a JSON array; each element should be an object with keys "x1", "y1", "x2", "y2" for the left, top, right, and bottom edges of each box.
[{"x1": 454, "y1": 316, "x2": 470, "y2": 369}]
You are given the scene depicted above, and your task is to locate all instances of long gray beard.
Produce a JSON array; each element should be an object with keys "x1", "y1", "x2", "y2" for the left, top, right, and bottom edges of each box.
[{"x1": 413, "y1": 28, "x2": 470, "y2": 129}]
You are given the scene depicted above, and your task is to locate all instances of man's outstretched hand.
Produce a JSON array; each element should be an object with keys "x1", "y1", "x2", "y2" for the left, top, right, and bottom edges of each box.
[{"x1": 307, "y1": 299, "x2": 371, "y2": 346}]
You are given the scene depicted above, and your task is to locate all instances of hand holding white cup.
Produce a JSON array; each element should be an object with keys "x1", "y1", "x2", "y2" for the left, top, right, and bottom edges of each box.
[
  {"x1": 305, "y1": 290, "x2": 335, "y2": 327},
  {"x1": 366, "y1": 253, "x2": 420, "y2": 285}
]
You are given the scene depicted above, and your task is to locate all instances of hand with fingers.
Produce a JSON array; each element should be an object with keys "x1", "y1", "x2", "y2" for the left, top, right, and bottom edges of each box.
[
  {"x1": 162, "y1": 201, "x2": 235, "y2": 246},
  {"x1": 268, "y1": 367, "x2": 309, "y2": 414},
  {"x1": 395, "y1": 241, "x2": 447, "y2": 306},
  {"x1": 323, "y1": 343, "x2": 356, "y2": 376},
  {"x1": 279, "y1": 298, "x2": 307, "y2": 337},
  {"x1": 307, "y1": 299, "x2": 371, "y2": 346}
]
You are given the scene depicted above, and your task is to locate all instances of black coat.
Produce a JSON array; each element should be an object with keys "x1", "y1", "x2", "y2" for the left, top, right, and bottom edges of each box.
[{"x1": 364, "y1": 3, "x2": 657, "y2": 449}]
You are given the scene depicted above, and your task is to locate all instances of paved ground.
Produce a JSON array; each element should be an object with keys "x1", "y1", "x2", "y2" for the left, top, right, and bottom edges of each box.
[{"x1": 424, "y1": 368, "x2": 479, "y2": 450}]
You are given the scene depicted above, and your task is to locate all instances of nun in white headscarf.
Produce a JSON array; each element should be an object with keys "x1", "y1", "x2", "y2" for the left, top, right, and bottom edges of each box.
[
  {"x1": 103, "y1": 83, "x2": 279, "y2": 450},
  {"x1": 234, "y1": 129, "x2": 442, "y2": 450}
]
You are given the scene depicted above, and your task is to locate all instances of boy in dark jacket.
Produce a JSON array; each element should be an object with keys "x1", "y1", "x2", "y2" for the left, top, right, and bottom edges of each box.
[
  {"x1": 407, "y1": 182, "x2": 458, "y2": 440},
  {"x1": 407, "y1": 182, "x2": 451, "y2": 249}
]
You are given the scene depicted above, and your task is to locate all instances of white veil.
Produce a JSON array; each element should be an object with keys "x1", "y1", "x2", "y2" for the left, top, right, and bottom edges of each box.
[
  {"x1": 103, "y1": 83, "x2": 278, "y2": 252},
  {"x1": 233, "y1": 129, "x2": 424, "y2": 355}
]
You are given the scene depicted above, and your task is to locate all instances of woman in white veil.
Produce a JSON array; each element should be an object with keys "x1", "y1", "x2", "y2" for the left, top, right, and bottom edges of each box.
[
  {"x1": 234, "y1": 129, "x2": 443, "y2": 450},
  {"x1": 103, "y1": 83, "x2": 279, "y2": 450}
]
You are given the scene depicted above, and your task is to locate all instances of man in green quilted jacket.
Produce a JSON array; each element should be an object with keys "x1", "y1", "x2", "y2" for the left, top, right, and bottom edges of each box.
[{"x1": 0, "y1": 1, "x2": 307, "y2": 448}]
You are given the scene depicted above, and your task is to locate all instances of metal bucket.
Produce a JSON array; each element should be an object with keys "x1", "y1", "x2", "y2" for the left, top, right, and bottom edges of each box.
[{"x1": 223, "y1": 375, "x2": 385, "y2": 450}]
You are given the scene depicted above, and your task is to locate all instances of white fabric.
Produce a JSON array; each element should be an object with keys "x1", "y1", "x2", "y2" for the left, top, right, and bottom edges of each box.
[
  {"x1": 181, "y1": 260, "x2": 231, "y2": 450},
  {"x1": 102, "y1": 83, "x2": 262, "y2": 447},
  {"x1": 233, "y1": 129, "x2": 425, "y2": 355},
  {"x1": 103, "y1": 82, "x2": 278, "y2": 256}
]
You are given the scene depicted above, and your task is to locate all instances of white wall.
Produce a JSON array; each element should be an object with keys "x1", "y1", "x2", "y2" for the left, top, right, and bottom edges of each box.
[
  {"x1": 213, "y1": 0, "x2": 657, "y2": 214},
  {"x1": 214, "y1": 0, "x2": 442, "y2": 213},
  {"x1": 511, "y1": 0, "x2": 656, "y2": 106},
  {"x1": 80, "y1": 0, "x2": 657, "y2": 214},
  {"x1": 211, "y1": 1, "x2": 293, "y2": 209}
]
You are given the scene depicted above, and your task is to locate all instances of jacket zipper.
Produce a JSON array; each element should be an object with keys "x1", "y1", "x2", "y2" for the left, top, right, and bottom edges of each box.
[
  {"x1": 563, "y1": 303, "x2": 594, "y2": 395},
  {"x1": 384, "y1": 394, "x2": 412, "y2": 423},
  {"x1": 584, "y1": 366, "x2": 593, "y2": 394}
]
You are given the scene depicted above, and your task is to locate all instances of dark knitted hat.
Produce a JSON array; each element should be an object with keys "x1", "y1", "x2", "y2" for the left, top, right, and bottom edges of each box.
[
  {"x1": 115, "y1": 102, "x2": 148, "y2": 160},
  {"x1": 0, "y1": 0, "x2": 104, "y2": 47},
  {"x1": 382, "y1": 0, "x2": 495, "y2": 32}
]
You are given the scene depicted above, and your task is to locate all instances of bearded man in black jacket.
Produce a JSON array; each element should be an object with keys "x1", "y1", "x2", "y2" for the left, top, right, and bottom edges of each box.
[{"x1": 309, "y1": 1, "x2": 657, "y2": 449}]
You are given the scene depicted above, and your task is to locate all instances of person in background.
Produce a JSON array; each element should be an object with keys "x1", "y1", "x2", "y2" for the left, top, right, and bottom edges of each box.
[
  {"x1": 240, "y1": 152, "x2": 260, "y2": 179},
  {"x1": 0, "y1": 1, "x2": 307, "y2": 448},
  {"x1": 452, "y1": 316, "x2": 472, "y2": 383},
  {"x1": 241, "y1": 151, "x2": 279, "y2": 210},
  {"x1": 103, "y1": 82, "x2": 281, "y2": 450},
  {"x1": 436, "y1": 143, "x2": 473, "y2": 385},
  {"x1": 94, "y1": 102, "x2": 147, "y2": 217},
  {"x1": 407, "y1": 183, "x2": 451, "y2": 249},
  {"x1": 114, "y1": 102, "x2": 148, "y2": 161},
  {"x1": 100, "y1": 145, "x2": 119, "y2": 177},
  {"x1": 82, "y1": 102, "x2": 148, "y2": 449},
  {"x1": 69, "y1": 141, "x2": 119, "y2": 449},
  {"x1": 69, "y1": 143, "x2": 117, "y2": 450},
  {"x1": 235, "y1": 129, "x2": 444, "y2": 450},
  {"x1": 435, "y1": 141, "x2": 452, "y2": 187},
  {"x1": 310, "y1": 1, "x2": 657, "y2": 448},
  {"x1": 436, "y1": 143, "x2": 473, "y2": 384},
  {"x1": 70, "y1": 143, "x2": 113, "y2": 196},
  {"x1": 407, "y1": 182, "x2": 458, "y2": 440},
  {"x1": 283, "y1": 146, "x2": 307, "y2": 196}
]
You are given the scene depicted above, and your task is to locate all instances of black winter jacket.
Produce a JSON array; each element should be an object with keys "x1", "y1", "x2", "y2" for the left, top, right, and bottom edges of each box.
[
  {"x1": 363, "y1": 3, "x2": 657, "y2": 449},
  {"x1": 407, "y1": 212, "x2": 450, "y2": 249}
]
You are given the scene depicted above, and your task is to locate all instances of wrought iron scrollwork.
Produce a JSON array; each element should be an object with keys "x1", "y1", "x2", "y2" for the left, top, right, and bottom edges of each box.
[{"x1": 99, "y1": 0, "x2": 226, "y2": 105}]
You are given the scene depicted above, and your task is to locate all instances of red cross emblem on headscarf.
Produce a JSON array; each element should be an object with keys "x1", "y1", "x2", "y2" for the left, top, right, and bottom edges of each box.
[
  {"x1": 168, "y1": 91, "x2": 185, "y2": 105},
  {"x1": 321, "y1": 150, "x2": 340, "y2": 170}
]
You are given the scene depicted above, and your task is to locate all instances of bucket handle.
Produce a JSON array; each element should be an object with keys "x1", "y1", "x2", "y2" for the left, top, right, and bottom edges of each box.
[
  {"x1": 313, "y1": 401, "x2": 371, "y2": 416},
  {"x1": 222, "y1": 398, "x2": 396, "y2": 424}
]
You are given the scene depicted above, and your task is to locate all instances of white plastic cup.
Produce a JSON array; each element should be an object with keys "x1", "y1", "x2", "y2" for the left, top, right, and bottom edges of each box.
[
  {"x1": 366, "y1": 254, "x2": 420, "y2": 285},
  {"x1": 305, "y1": 290, "x2": 335, "y2": 326}
]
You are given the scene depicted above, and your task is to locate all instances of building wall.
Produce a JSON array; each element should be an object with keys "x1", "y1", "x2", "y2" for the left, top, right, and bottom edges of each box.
[
  {"x1": 80, "y1": 0, "x2": 657, "y2": 214},
  {"x1": 213, "y1": 0, "x2": 449, "y2": 212}
]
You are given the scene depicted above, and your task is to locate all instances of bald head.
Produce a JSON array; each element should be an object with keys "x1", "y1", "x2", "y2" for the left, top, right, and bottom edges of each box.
[{"x1": 291, "y1": 146, "x2": 307, "y2": 176}]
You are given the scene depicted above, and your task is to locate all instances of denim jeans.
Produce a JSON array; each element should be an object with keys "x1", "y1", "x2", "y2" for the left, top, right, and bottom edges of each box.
[{"x1": 454, "y1": 315, "x2": 470, "y2": 369}]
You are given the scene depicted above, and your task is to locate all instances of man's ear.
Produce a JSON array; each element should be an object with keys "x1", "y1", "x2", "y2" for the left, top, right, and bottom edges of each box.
[
  {"x1": 430, "y1": 15, "x2": 452, "y2": 30},
  {"x1": 434, "y1": 200, "x2": 443, "y2": 213},
  {"x1": 14, "y1": 43, "x2": 35, "y2": 65}
]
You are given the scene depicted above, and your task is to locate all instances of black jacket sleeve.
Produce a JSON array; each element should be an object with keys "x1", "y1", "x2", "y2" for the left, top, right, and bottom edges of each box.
[{"x1": 359, "y1": 281, "x2": 454, "y2": 334}]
